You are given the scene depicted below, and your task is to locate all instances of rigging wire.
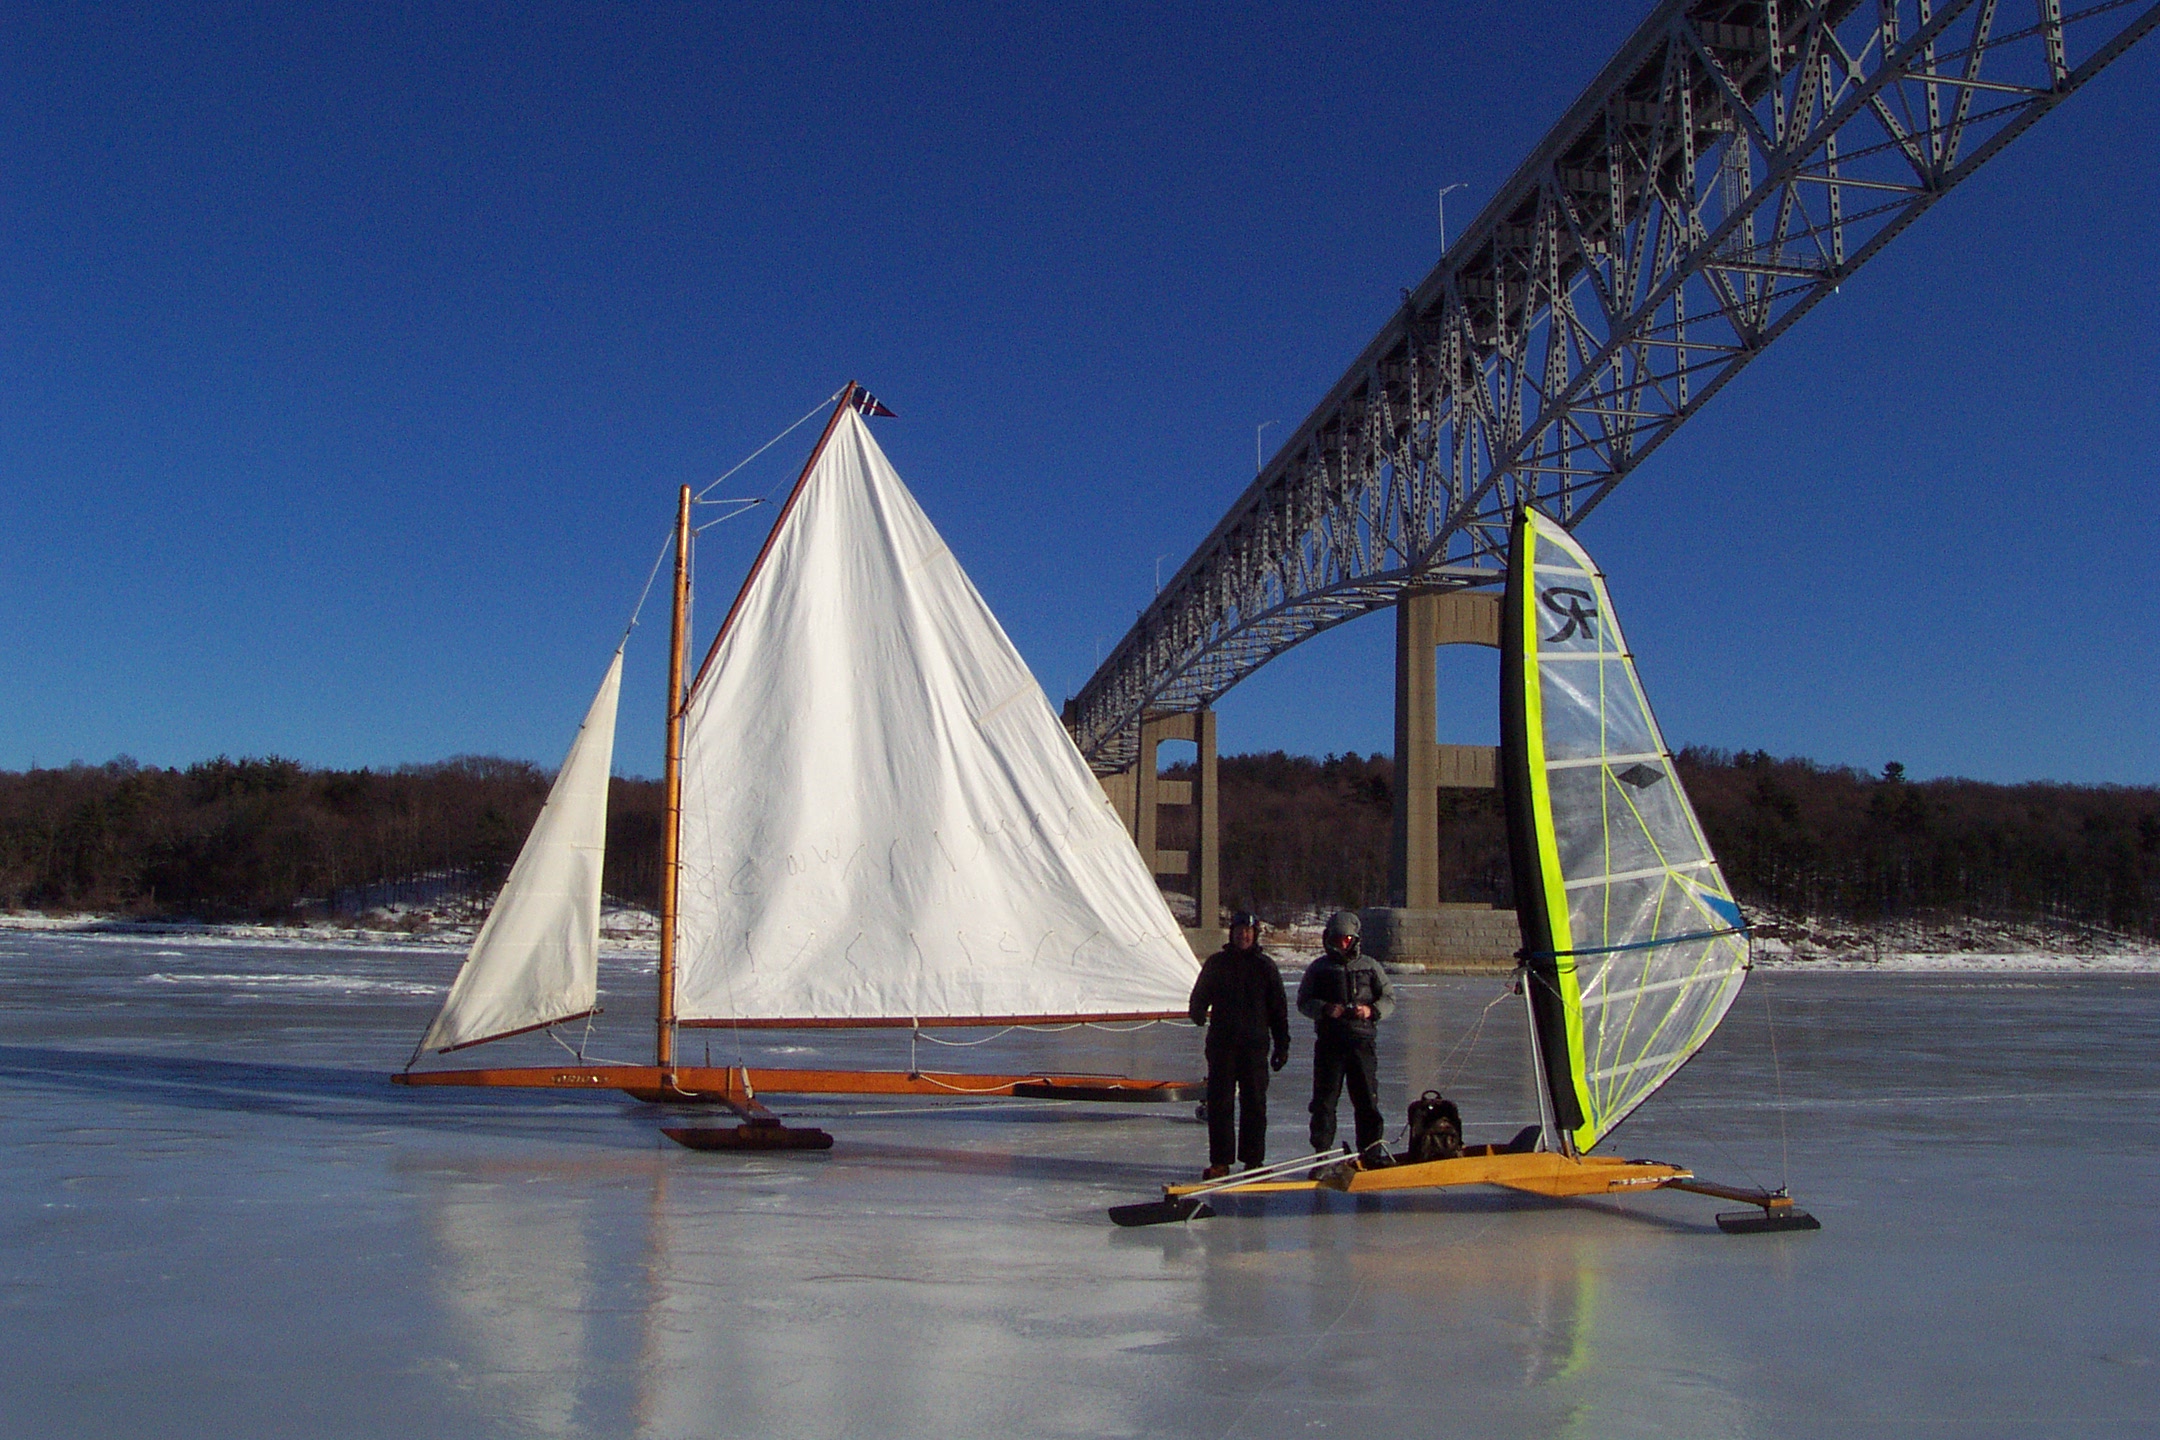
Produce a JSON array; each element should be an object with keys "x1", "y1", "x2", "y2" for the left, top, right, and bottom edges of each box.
[
  {"x1": 1388, "y1": 983, "x2": 1516, "y2": 1153},
  {"x1": 1760, "y1": 949, "x2": 1795, "y2": 1191},
  {"x1": 693, "y1": 499, "x2": 767, "y2": 534},
  {"x1": 1436, "y1": 985, "x2": 1514, "y2": 1090},
  {"x1": 546, "y1": 1023, "x2": 631, "y2": 1069},
  {"x1": 692, "y1": 389, "x2": 844, "y2": 504},
  {"x1": 619, "y1": 528, "x2": 676, "y2": 643},
  {"x1": 620, "y1": 387, "x2": 839, "y2": 642}
]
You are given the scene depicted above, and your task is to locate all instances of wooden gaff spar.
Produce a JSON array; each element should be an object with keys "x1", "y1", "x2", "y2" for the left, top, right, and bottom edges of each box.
[
  {"x1": 1114, "y1": 507, "x2": 1817, "y2": 1233},
  {"x1": 395, "y1": 385, "x2": 1204, "y2": 1144}
]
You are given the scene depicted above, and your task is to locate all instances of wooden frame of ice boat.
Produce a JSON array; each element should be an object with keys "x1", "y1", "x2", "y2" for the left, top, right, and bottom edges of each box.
[
  {"x1": 395, "y1": 1062, "x2": 1197, "y2": 1106},
  {"x1": 1141, "y1": 1150, "x2": 1815, "y2": 1235},
  {"x1": 394, "y1": 385, "x2": 1204, "y2": 1146}
]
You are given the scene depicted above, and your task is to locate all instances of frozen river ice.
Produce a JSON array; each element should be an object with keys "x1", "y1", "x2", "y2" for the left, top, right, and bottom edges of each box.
[{"x1": 2, "y1": 930, "x2": 2155, "y2": 1438}]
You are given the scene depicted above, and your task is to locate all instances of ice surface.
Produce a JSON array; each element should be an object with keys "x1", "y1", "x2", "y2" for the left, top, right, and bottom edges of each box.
[{"x1": 2, "y1": 932, "x2": 2156, "y2": 1438}]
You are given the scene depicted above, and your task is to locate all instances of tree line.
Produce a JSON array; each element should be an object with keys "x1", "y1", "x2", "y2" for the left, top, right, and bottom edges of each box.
[
  {"x1": 0, "y1": 756, "x2": 663, "y2": 921},
  {"x1": 1178, "y1": 748, "x2": 2160, "y2": 940},
  {"x1": 4, "y1": 748, "x2": 2157, "y2": 939}
]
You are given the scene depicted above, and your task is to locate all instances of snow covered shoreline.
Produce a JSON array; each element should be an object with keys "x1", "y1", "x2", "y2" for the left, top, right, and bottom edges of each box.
[
  {"x1": 0, "y1": 908, "x2": 664, "y2": 957},
  {"x1": 8, "y1": 909, "x2": 2156, "y2": 973},
  {"x1": 1750, "y1": 950, "x2": 2160, "y2": 973}
]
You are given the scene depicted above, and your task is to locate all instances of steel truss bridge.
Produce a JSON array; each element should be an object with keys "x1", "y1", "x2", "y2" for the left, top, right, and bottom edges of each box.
[{"x1": 1068, "y1": 0, "x2": 2157, "y2": 771}]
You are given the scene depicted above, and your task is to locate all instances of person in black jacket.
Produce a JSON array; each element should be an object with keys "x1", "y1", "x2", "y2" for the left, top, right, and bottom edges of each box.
[
  {"x1": 1188, "y1": 911, "x2": 1290, "y2": 1179},
  {"x1": 1296, "y1": 910, "x2": 1396, "y2": 1161}
]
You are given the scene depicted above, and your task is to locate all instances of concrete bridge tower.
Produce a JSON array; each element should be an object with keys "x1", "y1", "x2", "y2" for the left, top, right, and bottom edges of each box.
[
  {"x1": 1094, "y1": 709, "x2": 1221, "y2": 957},
  {"x1": 1361, "y1": 590, "x2": 1521, "y2": 971}
]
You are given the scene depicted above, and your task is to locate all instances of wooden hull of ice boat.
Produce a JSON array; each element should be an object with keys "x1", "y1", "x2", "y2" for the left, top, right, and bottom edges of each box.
[{"x1": 394, "y1": 1063, "x2": 1201, "y2": 1103}]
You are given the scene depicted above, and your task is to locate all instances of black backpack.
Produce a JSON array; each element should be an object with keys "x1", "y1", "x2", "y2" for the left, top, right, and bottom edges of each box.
[{"x1": 1405, "y1": 1090, "x2": 1463, "y2": 1163}]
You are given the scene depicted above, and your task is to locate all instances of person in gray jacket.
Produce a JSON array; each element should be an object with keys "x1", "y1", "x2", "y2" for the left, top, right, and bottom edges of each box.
[{"x1": 1296, "y1": 910, "x2": 1396, "y2": 1160}]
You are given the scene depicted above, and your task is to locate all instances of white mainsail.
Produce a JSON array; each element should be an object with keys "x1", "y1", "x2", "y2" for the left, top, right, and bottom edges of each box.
[
  {"x1": 421, "y1": 650, "x2": 622, "y2": 1052},
  {"x1": 674, "y1": 409, "x2": 1197, "y2": 1025}
]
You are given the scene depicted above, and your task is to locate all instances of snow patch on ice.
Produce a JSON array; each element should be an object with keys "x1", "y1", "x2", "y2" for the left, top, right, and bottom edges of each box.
[
  {"x1": 0, "y1": 903, "x2": 663, "y2": 959},
  {"x1": 141, "y1": 970, "x2": 442, "y2": 996}
]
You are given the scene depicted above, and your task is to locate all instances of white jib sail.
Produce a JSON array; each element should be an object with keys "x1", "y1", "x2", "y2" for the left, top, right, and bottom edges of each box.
[
  {"x1": 421, "y1": 650, "x2": 622, "y2": 1052},
  {"x1": 675, "y1": 409, "x2": 1198, "y2": 1025}
]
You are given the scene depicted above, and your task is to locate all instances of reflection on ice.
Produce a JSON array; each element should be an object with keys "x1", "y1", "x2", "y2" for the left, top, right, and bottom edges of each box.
[{"x1": 428, "y1": 1164, "x2": 600, "y2": 1436}]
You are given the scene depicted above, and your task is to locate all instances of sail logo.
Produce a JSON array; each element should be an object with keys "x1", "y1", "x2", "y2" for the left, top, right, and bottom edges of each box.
[{"x1": 1541, "y1": 586, "x2": 1598, "y2": 642}]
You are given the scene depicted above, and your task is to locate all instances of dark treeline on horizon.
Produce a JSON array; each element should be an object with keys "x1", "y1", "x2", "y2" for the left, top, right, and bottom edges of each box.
[
  {"x1": 0, "y1": 755, "x2": 663, "y2": 921},
  {"x1": 1179, "y1": 749, "x2": 2160, "y2": 939},
  {"x1": 4, "y1": 750, "x2": 2157, "y2": 939}
]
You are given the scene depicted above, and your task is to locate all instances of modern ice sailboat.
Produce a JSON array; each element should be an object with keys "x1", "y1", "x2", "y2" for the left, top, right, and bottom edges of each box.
[
  {"x1": 1117, "y1": 506, "x2": 1816, "y2": 1233},
  {"x1": 396, "y1": 385, "x2": 1203, "y2": 1142}
]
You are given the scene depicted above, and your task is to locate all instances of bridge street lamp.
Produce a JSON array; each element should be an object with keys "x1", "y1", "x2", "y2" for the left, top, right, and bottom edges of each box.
[{"x1": 1438, "y1": 181, "x2": 1467, "y2": 255}]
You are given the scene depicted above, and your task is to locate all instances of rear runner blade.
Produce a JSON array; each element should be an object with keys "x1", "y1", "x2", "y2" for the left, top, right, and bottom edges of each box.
[
  {"x1": 1716, "y1": 1207, "x2": 1821, "y2": 1234},
  {"x1": 1108, "y1": 1198, "x2": 1216, "y2": 1228},
  {"x1": 662, "y1": 1123, "x2": 834, "y2": 1151}
]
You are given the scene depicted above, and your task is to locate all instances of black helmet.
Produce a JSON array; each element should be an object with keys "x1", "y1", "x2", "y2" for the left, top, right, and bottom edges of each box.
[
  {"x1": 1324, "y1": 910, "x2": 1361, "y2": 943},
  {"x1": 1228, "y1": 910, "x2": 1260, "y2": 936}
]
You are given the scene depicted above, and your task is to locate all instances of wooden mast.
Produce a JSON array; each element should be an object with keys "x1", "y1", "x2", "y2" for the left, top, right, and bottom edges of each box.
[{"x1": 657, "y1": 482, "x2": 691, "y2": 1080}]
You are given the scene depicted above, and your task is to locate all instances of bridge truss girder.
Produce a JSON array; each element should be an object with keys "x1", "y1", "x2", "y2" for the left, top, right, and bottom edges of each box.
[{"x1": 1068, "y1": 0, "x2": 2158, "y2": 771}]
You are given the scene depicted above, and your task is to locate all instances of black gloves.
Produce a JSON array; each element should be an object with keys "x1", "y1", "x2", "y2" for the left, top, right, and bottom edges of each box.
[{"x1": 1270, "y1": 1045, "x2": 1288, "y2": 1072}]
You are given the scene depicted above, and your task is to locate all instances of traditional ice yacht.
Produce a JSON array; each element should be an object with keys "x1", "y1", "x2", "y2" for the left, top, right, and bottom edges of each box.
[
  {"x1": 1118, "y1": 506, "x2": 1817, "y2": 1232},
  {"x1": 396, "y1": 386, "x2": 1202, "y2": 1144}
]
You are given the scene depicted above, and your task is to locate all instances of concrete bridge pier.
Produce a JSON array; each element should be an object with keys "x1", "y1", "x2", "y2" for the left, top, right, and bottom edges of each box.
[
  {"x1": 1099, "y1": 709, "x2": 1221, "y2": 957},
  {"x1": 1364, "y1": 590, "x2": 1520, "y2": 972}
]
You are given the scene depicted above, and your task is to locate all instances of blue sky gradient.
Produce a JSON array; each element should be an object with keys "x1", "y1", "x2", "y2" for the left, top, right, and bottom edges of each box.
[{"x1": 5, "y1": 3, "x2": 2155, "y2": 783}]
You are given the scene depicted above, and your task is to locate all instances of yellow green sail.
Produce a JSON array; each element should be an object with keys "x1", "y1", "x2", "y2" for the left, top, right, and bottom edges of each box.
[{"x1": 1500, "y1": 507, "x2": 1748, "y2": 1153}]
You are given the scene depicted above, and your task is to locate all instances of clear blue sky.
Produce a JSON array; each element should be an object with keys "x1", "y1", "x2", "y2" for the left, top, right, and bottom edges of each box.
[{"x1": 5, "y1": 3, "x2": 2156, "y2": 785}]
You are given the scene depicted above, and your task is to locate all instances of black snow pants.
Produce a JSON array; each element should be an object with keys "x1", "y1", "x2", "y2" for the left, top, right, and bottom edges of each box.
[
  {"x1": 1308, "y1": 1034, "x2": 1383, "y2": 1155},
  {"x1": 1205, "y1": 1042, "x2": 1272, "y2": 1167}
]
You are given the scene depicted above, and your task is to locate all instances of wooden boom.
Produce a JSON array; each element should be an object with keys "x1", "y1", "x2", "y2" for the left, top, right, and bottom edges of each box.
[{"x1": 393, "y1": 1063, "x2": 1201, "y2": 1104}]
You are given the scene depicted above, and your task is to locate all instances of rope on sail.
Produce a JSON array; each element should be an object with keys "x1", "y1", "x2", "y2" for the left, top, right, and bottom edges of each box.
[
  {"x1": 910, "y1": 1071, "x2": 1048, "y2": 1095},
  {"x1": 907, "y1": 1019, "x2": 1168, "y2": 1045}
]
